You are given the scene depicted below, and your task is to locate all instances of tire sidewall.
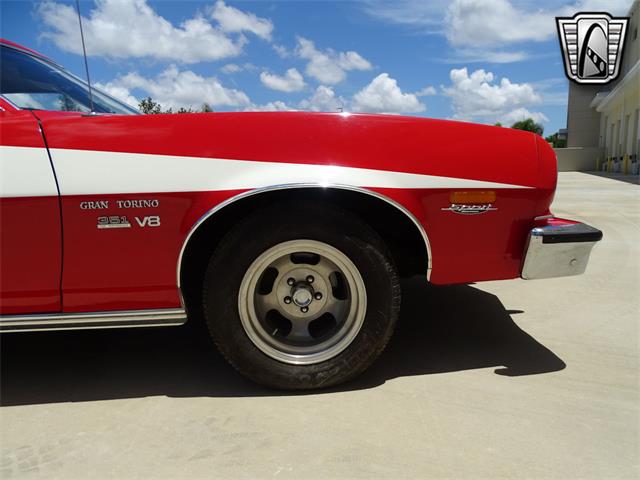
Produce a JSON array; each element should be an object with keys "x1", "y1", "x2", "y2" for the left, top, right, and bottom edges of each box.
[{"x1": 203, "y1": 204, "x2": 399, "y2": 389}]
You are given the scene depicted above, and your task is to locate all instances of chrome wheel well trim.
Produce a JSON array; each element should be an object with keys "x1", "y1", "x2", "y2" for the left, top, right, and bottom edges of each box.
[{"x1": 176, "y1": 183, "x2": 433, "y2": 305}]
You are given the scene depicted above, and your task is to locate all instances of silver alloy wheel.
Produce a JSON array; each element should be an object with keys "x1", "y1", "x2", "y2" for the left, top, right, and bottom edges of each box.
[{"x1": 238, "y1": 239, "x2": 367, "y2": 365}]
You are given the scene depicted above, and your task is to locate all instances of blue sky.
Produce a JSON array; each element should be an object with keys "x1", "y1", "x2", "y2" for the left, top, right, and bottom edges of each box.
[{"x1": 0, "y1": 0, "x2": 633, "y2": 135}]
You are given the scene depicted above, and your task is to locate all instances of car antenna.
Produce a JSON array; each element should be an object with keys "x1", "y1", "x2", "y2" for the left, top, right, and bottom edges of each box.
[{"x1": 75, "y1": 0, "x2": 95, "y2": 113}]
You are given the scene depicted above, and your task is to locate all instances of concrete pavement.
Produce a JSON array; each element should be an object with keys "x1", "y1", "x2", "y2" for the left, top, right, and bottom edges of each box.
[{"x1": 1, "y1": 172, "x2": 638, "y2": 479}]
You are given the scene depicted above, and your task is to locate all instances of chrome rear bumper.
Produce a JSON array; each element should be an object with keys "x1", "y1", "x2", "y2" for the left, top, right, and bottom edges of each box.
[{"x1": 521, "y1": 222, "x2": 602, "y2": 280}]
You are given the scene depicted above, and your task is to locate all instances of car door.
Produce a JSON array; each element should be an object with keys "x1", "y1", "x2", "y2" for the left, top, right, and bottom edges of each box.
[
  {"x1": 0, "y1": 99, "x2": 62, "y2": 314},
  {"x1": 1, "y1": 41, "x2": 181, "y2": 315},
  {"x1": 34, "y1": 111, "x2": 186, "y2": 313}
]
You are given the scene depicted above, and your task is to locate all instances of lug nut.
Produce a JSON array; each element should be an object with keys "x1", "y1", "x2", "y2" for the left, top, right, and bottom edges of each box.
[
  {"x1": 306, "y1": 275, "x2": 314, "y2": 284},
  {"x1": 284, "y1": 296, "x2": 292, "y2": 304},
  {"x1": 301, "y1": 306, "x2": 309, "y2": 313},
  {"x1": 314, "y1": 292, "x2": 323, "y2": 300},
  {"x1": 287, "y1": 277, "x2": 295, "y2": 286}
]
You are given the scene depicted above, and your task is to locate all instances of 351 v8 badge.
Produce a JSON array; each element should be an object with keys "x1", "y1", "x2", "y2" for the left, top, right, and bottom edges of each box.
[
  {"x1": 97, "y1": 216, "x2": 130, "y2": 229},
  {"x1": 97, "y1": 216, "x2": 161, "y2": 229}
]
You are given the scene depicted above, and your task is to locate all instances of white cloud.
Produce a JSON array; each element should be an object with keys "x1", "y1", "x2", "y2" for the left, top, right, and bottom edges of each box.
[
  {"x1": 273, "y1": 44, "x2": 291, "y2": 58},
  {"x1": 451, "y1": 49, "x2": 529, "y2": 64},
  {"x1": 361, "y1": 0, "x2": 449, "y2": 31},
  {"x1": 445, "y1": 0, "x2": 631, "y2": 48},
  {"x1": 364, "y1": 0, "x2": 633, "y2": 62},
  {"x1": 94, "y1": 81, "x2": 140, "y2": 108},
  {"x1": 296, "y1": 37, "x2": 372, "y2": 84},
  {"x1": 101, "y1": 66, "x2": 251, "y2": 110},
  {"x1": 529, "y1": 78, "x2": 568, "y2": 106},
  {"x1": 246, "y1": 101, "x2": 297, "y2": 112},
  {"x1": 221, "y1": 64, "x2": 242, "y2": 74},
  {"x1": 414, "y1": 86, "x2": 437, "y2": 97},
  {"x1": 337, "y1": 51, "x2": 372, "y2": 71},
  {"x1": 220, "y1": 62, "x2": 257, "y2": 74},
  {"x1": 96, "y1": 71, "x2": 428, "y2": 116},
  {"x1": 38, "y1": 0, "x2": 272, "y2": 63},
  {"x1": 210, "y1": 0, "x2": 273, "y2": 41},
  {"x1": 299, "y1": 86, "x2": 344, "y2": 112},
  {"x1": 352, "y1": 73, "x2": 425, "y2": 114},
  {"x1": 442, "y1": 67, "x2": 547, "y2": 125},
  {"x1": 248, "y1": 85, "x2": 346, "y2": 112},
  {"x1": 563, "y1": 0, "x2": 632, "y2": 16},
  {"x1": 445, "y1": 0, "x2": 551, "y2": 48},
  {"x1": 367, "y1": 0, "x2": 633, "y2": 41},
  {"x1": 260, "y1": 68, "x2": 306, "y2": 92},
  {"x1": 501, "y1": 107, "x2": 549, "y2": 125}
]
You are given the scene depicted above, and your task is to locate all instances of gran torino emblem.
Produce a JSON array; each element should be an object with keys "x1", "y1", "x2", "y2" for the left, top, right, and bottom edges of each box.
[
  {"x1": 441, "y1": 204, "x2": 497, "y2": 215},
  {"x1": 80, "y1": 200, "x2": 109, "y2": 210},
  {"x1": 81, "y1": 199, "x2": 159, "y2": 210},
  {"x1": 116, "y1": 199, "x2": 160, "y2": 208},
  {"x1": 556, "y1": 12, "x2": 628, "y2": 85}
]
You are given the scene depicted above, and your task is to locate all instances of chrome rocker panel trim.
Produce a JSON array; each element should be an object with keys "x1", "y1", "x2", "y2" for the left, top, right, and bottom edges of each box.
[
  {"x1": 521, "y1": 222, "x2": 603, "y2": 280},
  {"x1": 0, "y1": 308, "x2": 187, "y2": 333}
]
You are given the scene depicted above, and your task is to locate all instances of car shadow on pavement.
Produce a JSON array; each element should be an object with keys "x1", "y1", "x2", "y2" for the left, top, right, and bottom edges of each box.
[{"x1": 0, "y1": 277, "x2": 565, "y2": 406}]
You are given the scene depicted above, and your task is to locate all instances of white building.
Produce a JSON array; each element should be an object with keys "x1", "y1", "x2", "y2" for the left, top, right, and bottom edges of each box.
[{"x1": 561, "y1": 0, "x2": 639, "y2": 174}]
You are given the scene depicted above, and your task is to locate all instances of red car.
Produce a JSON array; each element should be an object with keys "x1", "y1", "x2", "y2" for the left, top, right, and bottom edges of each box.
[{"x1": 0, "y1": 39, "x2": 602, "y2": 389}]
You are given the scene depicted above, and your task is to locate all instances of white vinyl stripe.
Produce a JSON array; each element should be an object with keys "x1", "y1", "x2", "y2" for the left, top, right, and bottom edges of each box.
[
  {"x1": 49, "y1": 147, "x2": 534, "y2": 194},
  {"x1": 1, "y1": 146, "x2": 533, "y2": 197},
  {"x1": 0, "y1": 146, "x2": 59, "y2": 198}
]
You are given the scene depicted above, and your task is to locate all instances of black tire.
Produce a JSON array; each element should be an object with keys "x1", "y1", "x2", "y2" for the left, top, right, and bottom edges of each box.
[{"x1": 203, "y1": 202, "x2": 400, "y2": 390}]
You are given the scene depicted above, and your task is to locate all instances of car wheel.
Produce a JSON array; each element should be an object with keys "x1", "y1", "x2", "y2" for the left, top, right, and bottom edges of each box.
[{"x1": 202, "y1": 202, "x2": 400, "y2": 390}]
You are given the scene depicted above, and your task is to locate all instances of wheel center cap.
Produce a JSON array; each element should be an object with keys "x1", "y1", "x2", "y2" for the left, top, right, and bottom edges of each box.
[{"x1": 292, "y1": 285, "x2": 313, "y2": 307}]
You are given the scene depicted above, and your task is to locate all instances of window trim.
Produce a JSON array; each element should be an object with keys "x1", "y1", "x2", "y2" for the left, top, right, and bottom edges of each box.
[
  {"x1": 1, "y1": 43, "x2": 139, "y2": 115},
  {"x1": 0, "y1": 94, "x2": 20, "y2": 111}
]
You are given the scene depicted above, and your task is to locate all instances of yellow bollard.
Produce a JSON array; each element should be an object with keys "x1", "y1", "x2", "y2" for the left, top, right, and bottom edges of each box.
[
  {"x1": 623, "y1": 154, "x2": 629, "y2": 175},
  {"x1": 596, "y1": 157, "x2": 601, "y2": 171},
  {"x1": 607, "y1": 156, "x2": 612, "y2": 172}
]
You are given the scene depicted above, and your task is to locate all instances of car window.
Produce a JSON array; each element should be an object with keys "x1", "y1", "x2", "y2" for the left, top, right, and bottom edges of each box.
[{"x1": 0, "y1": 45, "x2": 138, "y2": 115}]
